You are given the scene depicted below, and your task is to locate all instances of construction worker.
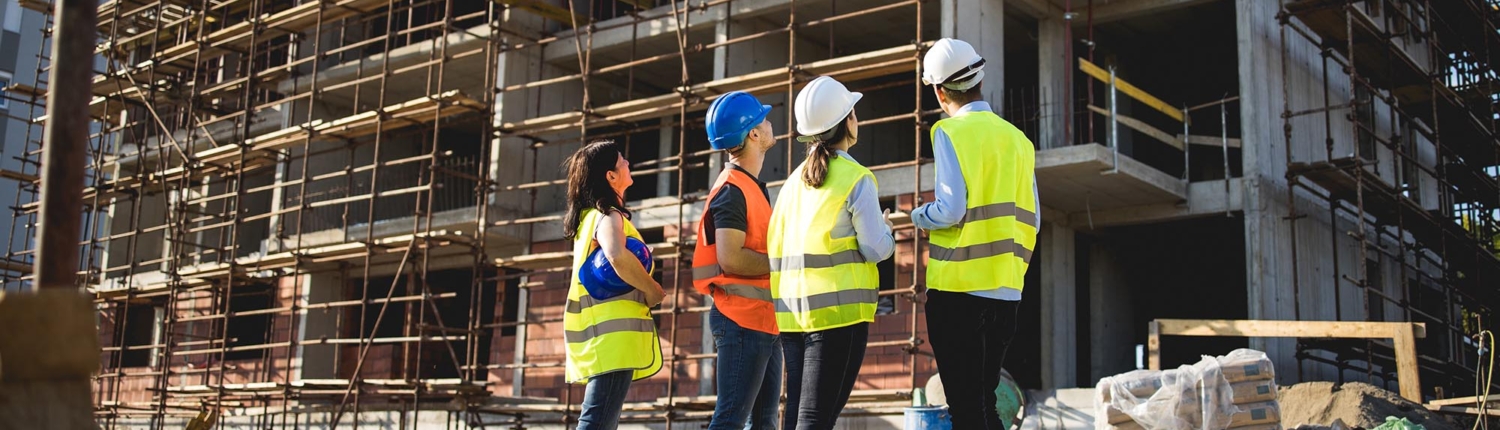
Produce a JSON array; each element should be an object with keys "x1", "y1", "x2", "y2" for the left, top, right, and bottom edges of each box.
[
  {"x1": 694, "y1": 92, "x2": 782, "y2": 430},
  {"x1": 561, "y1": 140, "x2": 667, "y2": 430},
  {"x1": 770, "y1": 75, "x2": 895, "y2": 430},
  {"x1": 913, "y1": 38, "x2": 1039, "y2": 430}
]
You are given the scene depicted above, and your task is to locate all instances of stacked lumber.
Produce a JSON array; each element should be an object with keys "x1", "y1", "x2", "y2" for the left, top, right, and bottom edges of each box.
[{"x1": 1096, "y1": 349, "x2": 1282, "y2": 430}]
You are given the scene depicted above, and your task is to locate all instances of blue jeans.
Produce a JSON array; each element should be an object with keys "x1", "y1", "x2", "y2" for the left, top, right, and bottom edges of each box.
[
  {"x1": 577, "y1": 370, "x2": 633, "y2": 430},
  {"x1": 708, "y1": 306, "x2": 783, "y2": 430}
]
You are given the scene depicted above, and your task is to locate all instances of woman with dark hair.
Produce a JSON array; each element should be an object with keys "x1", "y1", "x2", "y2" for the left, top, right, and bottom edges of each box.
[
  {"x1": 561, "y1": 140, "x2": 666, "y2": 430},
  {"x1": 769, "y1": 76, "x2": 895, "y2": 430}
]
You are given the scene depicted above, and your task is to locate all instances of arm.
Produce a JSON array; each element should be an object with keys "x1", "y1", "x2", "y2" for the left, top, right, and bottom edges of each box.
[
  {"x1": 715, "y1": 229, "x2": 770, "y2": 276},
  {"x1": 847, "y1": 176, "x2": 895, "y2": 262},
  {"x1": 1027, "y1": 174, "x2": 1040, "y2": 264},
  {"x1": 596, "y1": 211, "x2": 666, "y2": 306},
  {"x1": 912, "y1": 127, "x2": 968, "y2": 230}
]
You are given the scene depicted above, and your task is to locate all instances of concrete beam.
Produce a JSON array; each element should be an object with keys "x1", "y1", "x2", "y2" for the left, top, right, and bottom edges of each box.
[
  {"x1": 1006, "y1": 0, "x2": 1060, "y2": 20},
  {"x1": 542, "y1": 0, "x2": 825, "y2": 63},
  {"x1": 1078, "y1": 0, "x2": 1216, "y2": 25},
  {"x1": 1066, "y1": 177, "x2": 1243, "y2": 229}
]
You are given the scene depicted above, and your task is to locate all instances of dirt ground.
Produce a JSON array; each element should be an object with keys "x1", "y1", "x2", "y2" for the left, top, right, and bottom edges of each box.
[{"x1": 1278, "y1": 381, "x2": 1459, "y2": 430}]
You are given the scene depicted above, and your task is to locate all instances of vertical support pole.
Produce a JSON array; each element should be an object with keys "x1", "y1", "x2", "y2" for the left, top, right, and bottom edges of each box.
[
  {"x1": 1108, "y1": 67, "x2": 1119, "y2": 173},
  {"x1": 34, "y1": 0, "x2": 97, "y2": 290},
  {"x1": 1222, "y1": 100, "x2": 1232, "y2": 217},
  {"x1": 1182, "y1": 106, "x2": 1191, "y2": 184}
]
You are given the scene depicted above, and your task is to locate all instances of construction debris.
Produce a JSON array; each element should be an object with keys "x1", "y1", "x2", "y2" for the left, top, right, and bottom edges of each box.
[
  {"x1": 1096, "y1": 349, "x2": 1280, "y2": 430},
  {"x1": 1279, "y1": 382, "x2": 1458, "y2": 430}
]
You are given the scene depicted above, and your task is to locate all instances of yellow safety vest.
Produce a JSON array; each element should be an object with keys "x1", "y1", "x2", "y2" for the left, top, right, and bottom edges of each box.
[
  {"x1": 768, "y1": 155, "x2": 880, "y2": 332},
  {"x1": 926, "y1": 110, "x2": 1038, "y2": 293},
  {"x1": 564, "y1": 209, "x2": 664, "y2": 383}
]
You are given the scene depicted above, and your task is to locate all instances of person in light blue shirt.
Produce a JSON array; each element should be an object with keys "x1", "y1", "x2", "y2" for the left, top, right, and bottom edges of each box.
[
  {"x1": 910, "y1": 99, "x2": 1040, "y2": 302},
  {"x1": 913, "y1": 37, "x2": 1041, "y2": 430}
]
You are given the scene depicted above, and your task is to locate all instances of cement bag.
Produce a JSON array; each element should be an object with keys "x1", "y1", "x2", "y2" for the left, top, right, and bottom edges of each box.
[{"x1": 1093, "y1": 356, "x2": 1239, "y2": 430}]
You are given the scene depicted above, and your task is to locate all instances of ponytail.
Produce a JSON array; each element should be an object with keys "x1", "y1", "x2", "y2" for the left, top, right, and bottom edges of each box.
[
  {"x1": 802, "y1": 143, "x2": 837, "y2": 188},
  {"x1": 797, "y1": 115, "x2": 852, "y2": 189}
]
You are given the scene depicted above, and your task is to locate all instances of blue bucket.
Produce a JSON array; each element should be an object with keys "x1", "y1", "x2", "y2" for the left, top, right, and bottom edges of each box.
[{"x1": 903, "y1": 406, "x2": 952, "y2": 430}]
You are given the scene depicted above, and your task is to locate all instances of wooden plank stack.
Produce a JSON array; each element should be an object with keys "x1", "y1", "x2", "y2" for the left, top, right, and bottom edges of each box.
[{"x1": 1096, "y1": 349, "x2": 1282, "y2": 430}]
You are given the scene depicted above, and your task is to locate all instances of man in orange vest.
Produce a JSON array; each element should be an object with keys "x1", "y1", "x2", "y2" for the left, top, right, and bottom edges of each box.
[{"x1": 694, "y1": 91, "x2": 782, "y2": 430}]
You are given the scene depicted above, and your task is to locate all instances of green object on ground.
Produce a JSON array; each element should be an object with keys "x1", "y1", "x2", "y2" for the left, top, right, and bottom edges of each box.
[
  {"x1": 995, "y1": 370, "x2": 1023, "y2": 429},
  {"x1": 1372, "y1": 416, "x2": 1425, "y2": 430}
]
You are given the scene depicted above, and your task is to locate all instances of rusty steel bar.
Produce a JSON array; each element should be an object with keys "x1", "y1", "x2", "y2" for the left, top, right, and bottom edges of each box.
[{"x1": 33, "y1": 0, "x2": 98, "y2": 290}]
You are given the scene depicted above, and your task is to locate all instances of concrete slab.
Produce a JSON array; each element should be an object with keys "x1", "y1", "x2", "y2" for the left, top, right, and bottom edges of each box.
[
  {"x1": 1022, "y1": 388, "x2": 1098, "y2": 430},
  {"x1": 1036, "y1": 143, "x2": 1187, "y2": 213}
]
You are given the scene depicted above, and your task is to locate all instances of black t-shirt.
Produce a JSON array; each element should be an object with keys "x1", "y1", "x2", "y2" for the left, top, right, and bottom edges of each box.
[{"x1": 704, "y1": 164, "x2": 769, "y2": 246}]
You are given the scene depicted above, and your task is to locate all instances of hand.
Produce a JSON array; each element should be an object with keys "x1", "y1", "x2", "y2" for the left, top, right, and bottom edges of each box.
[
  {"x1": 882, "y1": 208, "x2": 897, "y2": 231},
  {"x1": 643, "y1": 282, "x2": 666, "y2": 307}
]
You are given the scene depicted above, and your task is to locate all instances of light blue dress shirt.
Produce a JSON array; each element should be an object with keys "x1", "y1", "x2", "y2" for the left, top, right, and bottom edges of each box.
[{"x1": 911, "y1": 101, "x2": 1040, "y2": 301}]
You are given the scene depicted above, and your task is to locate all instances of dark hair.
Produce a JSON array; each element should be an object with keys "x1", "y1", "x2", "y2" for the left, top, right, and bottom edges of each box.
[
  {"x1": 799, "y1": 116, "x2": 851, "y2": 189},
  {"x1": 563, "y1": 140, "x2": 631, "y2": 240},
  {"x1": 938, "y1": 80, "x2": 984, "y2": 105}
]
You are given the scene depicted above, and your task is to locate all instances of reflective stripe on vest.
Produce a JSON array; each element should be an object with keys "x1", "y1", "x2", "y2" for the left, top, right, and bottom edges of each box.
[
  {"x1": 692, "y1": 167, "x2": 778, "y2": 334},
  {"x1": 564, "y1": 209, "x2": 664, "y2": 383},
  {"x1": 768, "y1": 155, "x2": 880, "y2": 332},
  {"x1": 926, "y1": 110, "x2": 1039, "y2": 293}
]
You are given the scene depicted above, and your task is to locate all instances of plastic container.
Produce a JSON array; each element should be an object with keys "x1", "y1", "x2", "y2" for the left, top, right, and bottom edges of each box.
[{"x1": 903, "y1": 406, "x2": 953, "y2": 430}]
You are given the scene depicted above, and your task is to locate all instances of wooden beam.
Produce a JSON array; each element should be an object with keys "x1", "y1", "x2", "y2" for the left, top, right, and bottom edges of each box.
[
  {"x1": 1087, "y1": 105, "x2": 1184, "y2": 150},
  {"x1": 1078, "y1": 58, "x2": 1186, "y2": 123},
  {"x1": 1429, "y1": 396, "x2": 1500, "y2": 407},
  {"x1": 494, "y1": 0, "x2": 588, "y2": 26},
  {"x1": 1155, "y1": 319, "x2": 1427, "y2": 339},
  {"x1": 1426, "y1": 405, "x2": 1500, "y2": 417},
  {"x1": 1152, "y1": 319, "x2": 1427, "y2": 402},
  {"x1": 1178, "y1": 134, "x2": 1243, "y2": 149}
]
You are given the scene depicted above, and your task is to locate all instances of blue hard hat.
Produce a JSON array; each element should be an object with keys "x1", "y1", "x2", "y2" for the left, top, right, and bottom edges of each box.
[
  {"x1": 578, "y1": 237, "x2": 655, "y2": 301},
  {"x1": 706, "y1": 92, "x2": 773, "y2": 151}
]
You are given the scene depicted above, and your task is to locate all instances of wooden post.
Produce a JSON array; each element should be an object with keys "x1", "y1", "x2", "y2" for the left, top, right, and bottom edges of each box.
[
  {"x1": 1391, "y1": 323, "x2": 1422, "y2": 402},
  {"x1": 1147, "y1": 320, "x2": 1161, "y2": 371}
]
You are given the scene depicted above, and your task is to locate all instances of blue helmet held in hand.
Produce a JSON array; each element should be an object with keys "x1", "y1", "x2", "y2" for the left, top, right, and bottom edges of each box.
[
  {"x1": 578, "y1": 237, "x2": 655, "y2": 300},
  {"x1": 705, "y1": 91, "x2": 773, "y2": 151}
]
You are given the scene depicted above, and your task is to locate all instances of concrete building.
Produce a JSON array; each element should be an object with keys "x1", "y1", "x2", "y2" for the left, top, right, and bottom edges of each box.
[
  {"x1": 0, "y1": 0, "x2": 48, "y2": 287},
  {"x1": 4, "y1": 0, "x2": 1495, "y2": 427}
]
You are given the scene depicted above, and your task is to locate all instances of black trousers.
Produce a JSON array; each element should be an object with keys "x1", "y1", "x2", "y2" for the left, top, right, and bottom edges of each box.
[
  {"x1": 779, "y1": 322, "x2": 868, "y2": 430},
  {"x1": 925, "y1": 290, "x2": 1019, "y2": 430}
]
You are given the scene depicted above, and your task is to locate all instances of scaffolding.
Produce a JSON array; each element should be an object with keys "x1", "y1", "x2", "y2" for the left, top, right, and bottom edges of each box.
[
  {"x1": 1278, "y1": 0, "x2": 1500, "y2": 398},
  {"x1": 2, "y1": 0, "x2": 956, "y2": 427}
]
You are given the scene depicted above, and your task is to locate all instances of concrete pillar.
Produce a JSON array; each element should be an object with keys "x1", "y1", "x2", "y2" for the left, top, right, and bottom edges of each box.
[
  {"x1": 1038, "y1": 222, "x2": 1077, "y2": 389},
  {"x1": 1089, "y1": 239, "x2": 1134, "y2": 383},
  {"x1": 297, "y1": 272, "x2": 341, "y2": 380},
  {"x1": 493, "y1": 10, "x2": 550, "y2": 396},
  {"x1": 1037, "y1": 17, "x2": 1070, "y2": 149},
  {"x1": 939, "y1": 0, "x2": 1004, "y2": 106},
  {"x1": 659, "y1": 120, "x2": 680, "y2": 196},
  {"x1": 1237, "y1": 0, "x2": 1297, "y2": 386}
]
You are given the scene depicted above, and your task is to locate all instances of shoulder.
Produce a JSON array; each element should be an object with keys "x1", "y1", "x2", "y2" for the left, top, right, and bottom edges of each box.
[{"x1": 709, "y1": 182, "x2": 746, "y2": 207}]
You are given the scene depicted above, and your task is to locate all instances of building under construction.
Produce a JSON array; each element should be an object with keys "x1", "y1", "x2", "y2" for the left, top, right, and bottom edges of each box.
[{"x1": 0, "y1": 0, "x2": 1497, "y2": 427}]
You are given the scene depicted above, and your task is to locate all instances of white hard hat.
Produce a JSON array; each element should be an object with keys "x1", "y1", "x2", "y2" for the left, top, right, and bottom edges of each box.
[
  {"x1": 794, "y1": 76, "x2": 863, "y2": 140},
  {"x1": 922, "y1": 38, "x2": 986, "y2": 91}
]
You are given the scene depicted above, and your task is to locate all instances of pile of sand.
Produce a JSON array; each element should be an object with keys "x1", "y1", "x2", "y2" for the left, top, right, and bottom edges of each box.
[{"x1": 1278, "y1": 381, "x2": 1456, "y2": 430}]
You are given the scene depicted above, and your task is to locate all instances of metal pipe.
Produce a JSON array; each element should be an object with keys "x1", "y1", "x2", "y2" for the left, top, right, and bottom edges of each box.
[
  {"x1": 1108, "y1": 66, "x2": 1119, "y2": 174},
  {"x1": 1221, "y1": 99, "x2": 1231, "y2": 217},
  {"x1": 33, "y1": 0, "x2": 98, "y2": 290}
]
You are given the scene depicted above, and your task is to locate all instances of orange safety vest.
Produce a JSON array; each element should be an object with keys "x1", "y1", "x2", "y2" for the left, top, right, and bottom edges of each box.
[{"x1": 692, "y1": 167, "x2": 778, "y2": 334}]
